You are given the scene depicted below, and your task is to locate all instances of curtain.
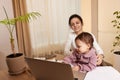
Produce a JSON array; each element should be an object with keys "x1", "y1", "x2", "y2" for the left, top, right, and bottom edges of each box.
[
  {"x1": 26, "y1": 0, "x2": 81, "y2": 57},
  {"x1": 12, "y1": 0, "x2": 31, "y2": 57}
]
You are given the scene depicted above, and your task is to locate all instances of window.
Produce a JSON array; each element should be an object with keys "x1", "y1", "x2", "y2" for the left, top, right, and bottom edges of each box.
[{"x1": 26, "y1": 0, "x2": 81, "y2": 57}]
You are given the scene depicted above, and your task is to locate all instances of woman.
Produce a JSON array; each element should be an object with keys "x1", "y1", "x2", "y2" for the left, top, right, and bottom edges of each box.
[{"x1": 64, "y1": 14, "x2": 104, "y2": 65}]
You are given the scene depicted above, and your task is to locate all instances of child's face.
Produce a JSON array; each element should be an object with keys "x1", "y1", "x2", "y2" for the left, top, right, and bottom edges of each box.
[{"x1": 75, "y1": 39, "x2": 90, "y2": 54}]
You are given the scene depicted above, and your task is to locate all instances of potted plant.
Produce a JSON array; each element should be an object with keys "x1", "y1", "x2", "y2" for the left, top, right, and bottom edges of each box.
[
  {"x1": 0, "y1": 7, "x2": 40, "y2": 75},
  {"x1": 111, "y1": 11, "x2": 120, "y2": 54},
  {"x1": 111, "y1": 10, "x2": 120, "y2": 72}
]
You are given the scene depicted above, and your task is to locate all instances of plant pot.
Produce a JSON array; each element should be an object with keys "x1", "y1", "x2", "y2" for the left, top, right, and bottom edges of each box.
[
  {"x1": 113, "y1": 51, "x2": 120, "y2": 72},
  {"x1": 6, "y1": 53, "x2": 26, "y2": 75}
]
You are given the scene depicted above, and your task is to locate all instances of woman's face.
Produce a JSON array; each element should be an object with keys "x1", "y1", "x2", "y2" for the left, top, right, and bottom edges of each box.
[
  {"x1": 75, "y1": 39, "x2": 90, "y2": 54},
  {"x1": 70, "y1": 17, "x2": 83, "y2": 34}
]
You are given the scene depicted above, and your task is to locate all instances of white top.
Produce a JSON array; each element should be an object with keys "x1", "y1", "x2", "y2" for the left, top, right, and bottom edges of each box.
[{"x1": 64, "y1": 32, "x2": 104, "y2": 55}]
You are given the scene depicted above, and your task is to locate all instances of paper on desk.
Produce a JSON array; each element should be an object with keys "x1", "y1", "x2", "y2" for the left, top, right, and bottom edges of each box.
[{"x1": 84, "y1": 66, "x2": 120, "y2": 80}]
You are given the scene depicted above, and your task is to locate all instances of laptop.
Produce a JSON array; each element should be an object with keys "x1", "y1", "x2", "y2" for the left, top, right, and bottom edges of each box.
[{"x1": 25, "y1": 57, "x2": 76, "y2": 80}]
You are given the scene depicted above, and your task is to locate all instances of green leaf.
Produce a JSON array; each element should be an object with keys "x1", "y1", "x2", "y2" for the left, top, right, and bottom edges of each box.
[
  {"x1": 0, "y1": 12, "x2": 41, "y2": 25},
  {"x1": 116, "y1": 15, "x2": 120, "y2": 19},
  {"x1": 15, "y1": 12, "x2": 41, "y2": 22},
  {"x1": 0, "y1": 6, "x2": 40, "y2": 40},
  {"x1": 111, "y1": 20, "x2": 117, "y2": 23},
  {"x1": 113, "y1": 11, "x2": 119, "y2": 15}
]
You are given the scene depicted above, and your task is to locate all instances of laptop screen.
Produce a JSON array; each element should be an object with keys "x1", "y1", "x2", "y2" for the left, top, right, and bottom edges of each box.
[{"x1": 25, "y1": 57, "x2": 74, "y2": 80}]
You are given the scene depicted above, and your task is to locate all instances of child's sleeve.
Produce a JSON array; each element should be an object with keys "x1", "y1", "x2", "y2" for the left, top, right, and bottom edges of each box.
[
  {"x1": 63, "y1": 53, "x2": 77, "y2": 67},
  {"x1": 78, "y1": 53, "x2": 97, "y2": 72}
]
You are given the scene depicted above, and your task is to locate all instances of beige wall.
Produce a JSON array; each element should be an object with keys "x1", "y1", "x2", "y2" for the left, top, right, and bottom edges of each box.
[
  {"x1": 0, "y1": 0, "x2": 18, "y2": 55},
  {"x1": 80, "y1": 0, "x2": 92, "y2": 32},
  {"x1": 98, "y1": 0, "x2": 120, "y2": 64},
  {"x1": 0, "y1": 0, "x2": 18, "y2": 70}
]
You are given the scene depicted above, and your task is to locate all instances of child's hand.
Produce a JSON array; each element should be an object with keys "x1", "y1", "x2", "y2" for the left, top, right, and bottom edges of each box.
[{"x1": 72, "y1": 66, "x2": 80, "y2": 71}]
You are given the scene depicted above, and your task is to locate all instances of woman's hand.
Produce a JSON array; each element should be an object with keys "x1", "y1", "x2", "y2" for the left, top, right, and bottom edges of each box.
[
  {"x1": 97, "y1": 54, "x2": 104, "y2": 65},
  {"x1": 72, "y1": 66, "x2": 80, "y2": 71}
]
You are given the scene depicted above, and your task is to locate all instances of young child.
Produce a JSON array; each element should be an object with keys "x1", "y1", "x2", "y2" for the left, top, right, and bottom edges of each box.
[{"x1": 63, "y1": 32, "x2": 97, "y2": 73}]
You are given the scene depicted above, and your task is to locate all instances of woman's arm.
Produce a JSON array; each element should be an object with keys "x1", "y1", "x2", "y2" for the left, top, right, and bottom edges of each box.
[
  {"x1": 64, "y1": 33, "x2": 74, "y2": 55},
  {"x1": 90, "y1": 33, "x2": 104, "y2": 54},
  {"x1": 90, "y1": 33, "x2": 104, "y2": 65}
]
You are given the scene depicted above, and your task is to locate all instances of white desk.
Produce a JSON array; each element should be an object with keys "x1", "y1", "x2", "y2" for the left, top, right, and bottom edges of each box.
[{"x1": 84, "y1": 66, "x2": 120, "y2": 80}]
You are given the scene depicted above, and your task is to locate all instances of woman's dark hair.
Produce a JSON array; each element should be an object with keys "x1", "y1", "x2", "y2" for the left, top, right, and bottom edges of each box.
[
  {"x1": 69, "y1": 14, "x2": 83, "y2": 26},
  {"x1": 75, "y1": 32, "x2": 94, "y2": 49}
]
